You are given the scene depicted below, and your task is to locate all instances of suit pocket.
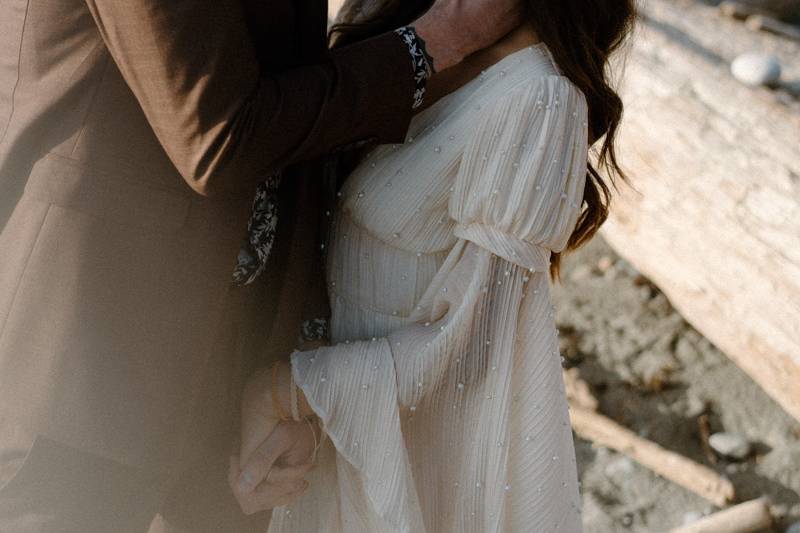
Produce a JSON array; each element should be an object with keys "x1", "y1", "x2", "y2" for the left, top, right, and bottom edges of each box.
[{"x1": 24, "y1": 153, "x2": 191, "y2": 234}]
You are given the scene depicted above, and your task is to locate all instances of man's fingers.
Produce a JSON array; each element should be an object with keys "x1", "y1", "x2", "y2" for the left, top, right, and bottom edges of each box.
[
  {"x1": 237, "y1": 479, "x2": 309, "y2": 515},
  {"x1": 252, "y1": 477, "x2": 307, "y2": 498},
  {"x1": 264, "y1": 481, "x2": 310, "y2": 509},
  {"x1": 264, "y1": 462, "x2": 314, "y2": 484},
  {"x1": 237, "y1": 425, "x2": 291, "y2": 493},
  {"x1": 230, "y1": 453, "x2": 312, "y2": 515}
]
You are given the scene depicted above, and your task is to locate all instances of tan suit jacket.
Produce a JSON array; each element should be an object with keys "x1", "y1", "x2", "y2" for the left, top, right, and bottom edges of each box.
[{"x1": 0, "y1": 0, "x2": 414, "y2": 473}]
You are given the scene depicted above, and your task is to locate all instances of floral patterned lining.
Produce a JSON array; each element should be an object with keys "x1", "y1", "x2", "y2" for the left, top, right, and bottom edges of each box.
[
  {"x1": 232, "y1": 175, "x2": 281, "y2": 286},
  {"x1": 395, "y1": 26, "x2": 433, "y2": 109}
]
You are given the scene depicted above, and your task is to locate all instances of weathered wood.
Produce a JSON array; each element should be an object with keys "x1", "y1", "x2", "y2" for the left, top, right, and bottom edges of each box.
[
  {"x1": 563, "y1": 367, "x2": 599, "y2": 411},
  {"x1": 565, "y1": 370, "x2": 736, "y2": 506},
  {"x1": 720, "y1": 0, "x2": 762, "y2": 19},
  {"x1": 569, "y1": 406, "x2": 736, "y2": 506},
  {"x1": 601, "y1": 0, "x2": 800, "y2": 422},
  {"x1": 668, "y1": 497, "x2": 773, "y2": 533},
  {"x1": 746, "y1": 13, "x2": 800, "y2": 41},
  {"x1": 721, "y1": 0, "x2": 800, "y2": 23}
]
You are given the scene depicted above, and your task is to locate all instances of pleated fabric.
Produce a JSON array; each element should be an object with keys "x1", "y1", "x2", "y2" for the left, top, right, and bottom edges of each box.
[{"x1": 268, "y1": 44, "x2": 588, "y2": 533}]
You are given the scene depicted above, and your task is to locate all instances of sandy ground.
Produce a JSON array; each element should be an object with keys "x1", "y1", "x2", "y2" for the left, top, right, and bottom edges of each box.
[{"x1": 551, "y1": 236, "x2": 800, "y2": 532}]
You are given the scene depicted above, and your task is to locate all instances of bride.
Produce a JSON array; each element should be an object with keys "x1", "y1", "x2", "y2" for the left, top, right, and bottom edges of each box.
[{"x1": 233, "y1": 1, "x2": 635, "y2": 531}]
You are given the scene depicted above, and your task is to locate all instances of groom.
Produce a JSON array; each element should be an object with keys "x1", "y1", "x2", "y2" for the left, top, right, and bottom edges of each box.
[{"x1": 0, "y1": 0, "x2": 520, "y2": 531}]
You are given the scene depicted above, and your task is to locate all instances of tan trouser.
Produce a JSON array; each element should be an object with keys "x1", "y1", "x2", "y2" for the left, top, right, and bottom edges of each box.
[
  {"x1": 0, "y1": 281, "x2": 278, "y2": 533},
  {"x1": 0, "y1": 429, "x2": 270, "y2": 533}
]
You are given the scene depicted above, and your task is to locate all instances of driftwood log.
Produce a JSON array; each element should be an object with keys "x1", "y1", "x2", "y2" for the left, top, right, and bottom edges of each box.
[{"x1": 602, "y1": 0, "x2": 800, "y2": 422}]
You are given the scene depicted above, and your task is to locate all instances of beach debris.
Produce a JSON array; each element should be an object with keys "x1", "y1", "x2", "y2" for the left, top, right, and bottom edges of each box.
[
  {"x1": 708, "y1": 432, "x2": 752, "y2": 460},
  {"x1": 563, "y1": 368, "x2": 599, "y2": 411},
  {"x1": 719, "y1": 0, "x2": 800, "y2": 23},
  {"x1": 570, "y1": 406, "x2": 735, "y2": 506},
  {"x1": 697, "y1": 414, "x2": 718, "y2": 465},
  {"x1": 720, "y1": 0, "x2": 761, "y2": 19},
  {"x1": 731, "y1": 52, "x2": 782, "y2": 86},
  {"x1": 745, "y1": 14, "x2": 800, "y2": 40},
  {"x1": 631, "y1": 350, "x2": 677, "y2": 392},
  {"x1": 686, "y1": 395, "x2": 708, "y2": 418},
  {"x1": 596, "y1": 255, "x2": 614, "y2": 273},
  {"x1": 604, "y1": 456, "x2": 635, "y2": 480},
  {"x1": 682, "y1": 511, "x2": 704, "y2": 525},
  {"x1": 564, "y1": 370, "x2": 736, "y2": 506}
]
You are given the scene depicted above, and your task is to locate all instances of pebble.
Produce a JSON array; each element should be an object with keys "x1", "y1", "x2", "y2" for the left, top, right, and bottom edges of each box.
[
  {"x1": 725, "y1": 462, "x2": 742, "y2": 475},
  {"x1": 604, "y1": 456, "x2": 635, "y2": 479},
  {"x1": 682, "y1": 511, "x2": 704, "y2": 525},
  {"x1": 709, "y1": 432, "x2": 751, "y2": 460},
  {"x1": 685, "y1": 394, "x2": 707, "y2": 418},
  {"x1": 596, "y1": 256, "x2": 614, "y2": 273},
  {"x1": 620, "y1": 513, "x2": 634, "y2": 527},
  {"x1": 603, "y1": 265, "x2": 619, "y2": 281},
  {"x1": 731, "y1": 53, "x2": 782, "y2": 86}
]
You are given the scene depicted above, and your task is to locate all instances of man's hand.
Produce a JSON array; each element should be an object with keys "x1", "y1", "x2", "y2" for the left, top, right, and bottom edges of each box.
[
  {"x1": 231, "y1": 362, "x2": 321, "y2": 514},
  {"x1": 413, "y1": 0, "x2": 525, "y2": 71},
  {"x1": 229, "y1": 420, "x2": 317, "y2": 515}
]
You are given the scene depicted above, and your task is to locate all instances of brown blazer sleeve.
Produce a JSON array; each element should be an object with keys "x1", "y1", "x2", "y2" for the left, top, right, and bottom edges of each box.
[{"x1": 83, "y1": 0, "x2": 416, "y2": 197}]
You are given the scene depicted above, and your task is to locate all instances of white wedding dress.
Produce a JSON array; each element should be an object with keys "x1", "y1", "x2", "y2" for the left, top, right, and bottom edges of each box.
[{"x1": 269, "y1": 43, "x2": 587, "y2": 533}]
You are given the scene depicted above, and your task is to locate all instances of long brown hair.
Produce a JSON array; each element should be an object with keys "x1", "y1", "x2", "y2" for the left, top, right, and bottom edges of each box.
[{"x1": 331, "y1": 0, "x2": 635, "y2": 281}]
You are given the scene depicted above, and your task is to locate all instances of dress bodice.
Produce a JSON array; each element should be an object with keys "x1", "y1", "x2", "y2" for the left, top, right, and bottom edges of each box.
[
  {"x1": 327, "y1": 44, "x2": 584, "y2": 339},
  {"x1": 339, "y1": 44, "x2": 563, "y2": 254}
]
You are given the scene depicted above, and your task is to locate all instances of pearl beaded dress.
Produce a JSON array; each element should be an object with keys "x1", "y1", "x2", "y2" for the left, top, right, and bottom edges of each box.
[{"x1": 271, "y1": 44, "x2": 588, "y2": 533}]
